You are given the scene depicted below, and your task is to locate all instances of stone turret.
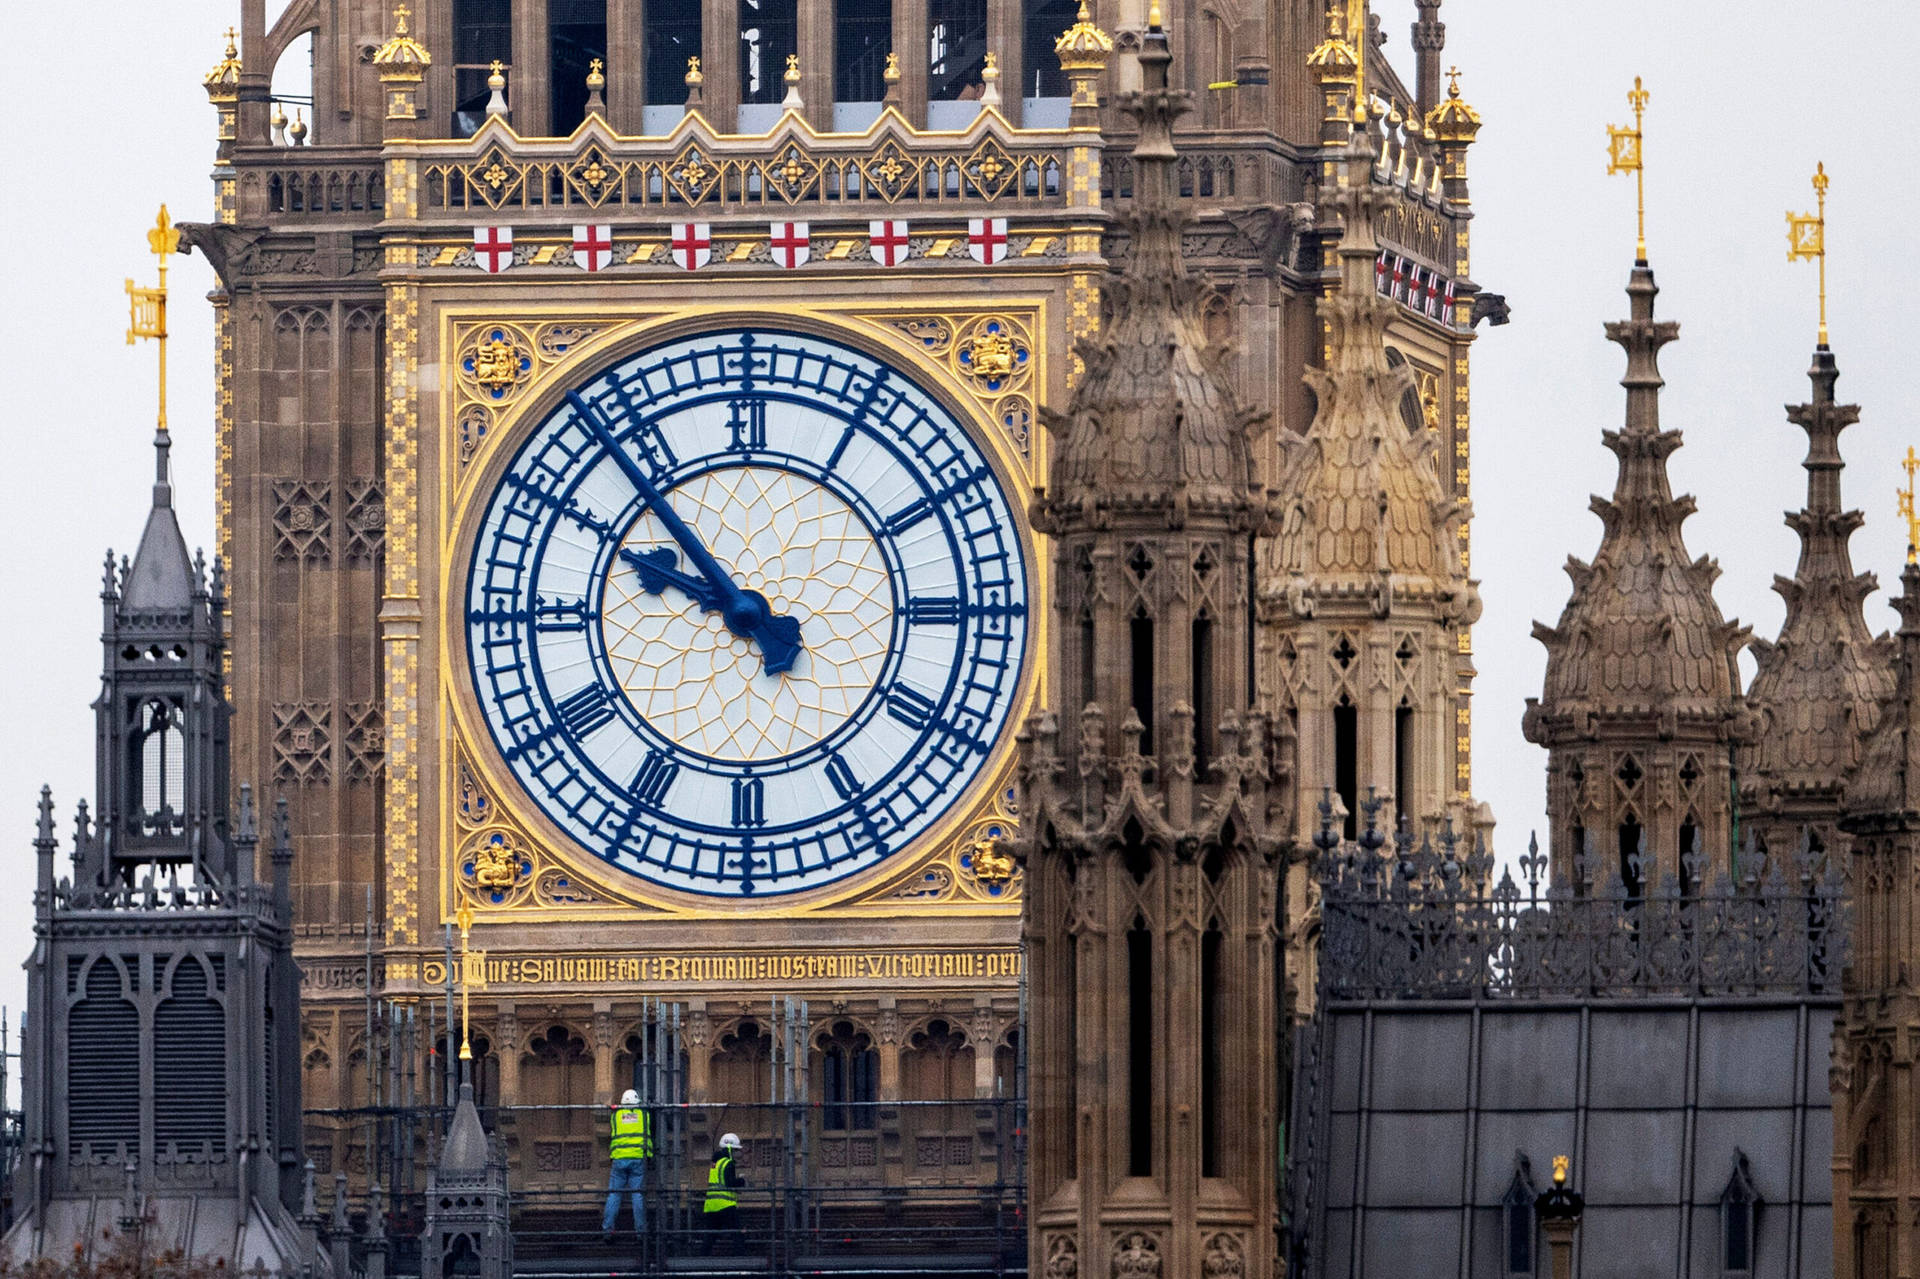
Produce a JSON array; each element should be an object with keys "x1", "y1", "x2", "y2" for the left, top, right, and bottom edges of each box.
[
  {"x1": 1261, "y1": 112, "x2": 1482, "y2": 845},
  {"x1": 1834, "y1": 557, "x2": 1920, "y2": 1274},
  {"x1": 1745, "y1": 344, "x2": 1891, "y2": 864},
  {"x1": 1017, "y1": 14, "x2": 1287, "y2": 1279},
  {"x1": 1523, "y1": 263, "x2": 1750, "y2": 889}
]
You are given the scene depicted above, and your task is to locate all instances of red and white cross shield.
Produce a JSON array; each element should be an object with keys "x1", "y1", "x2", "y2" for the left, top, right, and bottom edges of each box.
[
  {"x1": 572, "y1": 224, "x2": 613, "y2": 272},
  {"x1": 473, "y1": 225, "x2": 514, "y2": 273},
  {"x1": 670, "y1": 221, "x2": 712, "y2": 271},
  {"x1": 967, "y1": 217, "x2": 1008, "y2": 266},
  {"x1": 868, "y1": 219, "x2": 910, "y2": 267},
  {"x1": 770, "y1": 221, "x2": 811, "y2": 269}
]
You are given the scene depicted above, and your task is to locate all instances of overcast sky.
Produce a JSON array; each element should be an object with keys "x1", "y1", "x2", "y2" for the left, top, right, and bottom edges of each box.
[{"x1": 0, "y1": 1, "x2": 1914, "y2": 1026}]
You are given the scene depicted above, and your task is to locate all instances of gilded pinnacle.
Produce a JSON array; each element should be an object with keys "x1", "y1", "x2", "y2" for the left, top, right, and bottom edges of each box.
[
  {"x1": 883, "y1": 51, "x2": 901, "y2": 82},
  {"x1": 372, "y1": 2, "x2": 432, "y2": 77},
  {"x1": 1606, "y1": 76, "x2": 1650, "y2": 263},
  {"x1": 203, "y1": 26, "x2": 242, "y2": 100},
  {"x1": 1306, "y1": 8, "x2": 1359, "y2": 84},
  {"x1": 1787, "y1": 161, "x2": 1830, "y2": 346},
  {"x1": 785, "y1": 52, "x2": 801, "y2": 83},
  {"x1": 685, "y1": 55, "x2": 704, "y2": 85},
  {"x1": 1901, "y1": 448, "x2": 1919, "y2": 563},
  {"x1": 586, "y1": 57, "x2": 605, "y2": 89},
  {"x1": 1054, "y1": 0, "x2": 1114, "y2": 72},
  {"x1": 1426, "y1": 64, "x2": 1481, "y2": 142}
]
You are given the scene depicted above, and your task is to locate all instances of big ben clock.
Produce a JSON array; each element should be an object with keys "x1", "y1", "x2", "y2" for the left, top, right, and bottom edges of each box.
[{"x1": 463, "y1": 326, "x2": 1030, "y2": 898}]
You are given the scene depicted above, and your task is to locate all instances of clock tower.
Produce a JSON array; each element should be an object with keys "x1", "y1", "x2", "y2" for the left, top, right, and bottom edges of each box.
[{"x1": 185, "y1": 0, "x2": 1483, "y2": 1211}]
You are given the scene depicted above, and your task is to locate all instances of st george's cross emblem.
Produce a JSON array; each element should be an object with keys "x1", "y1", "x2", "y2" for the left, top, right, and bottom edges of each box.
[
  {"x1": 868, "y1": 219, "x2": 910, "y2": 267},
  {"x1": 770, "y1": 221, "x2": 811, "y2": 269},
  {"x1": 670, "y1": 222, "x2": 712, "y2": 271},
  {"x1": 967, "y1": 217, "x2": 1008, "y2": 266},
  {"x1": 472, "y1": 225, "x2": 514, "y2": 273},
  {"x1": 572, "y1": 224, "x2": 613, "y2": 271}
]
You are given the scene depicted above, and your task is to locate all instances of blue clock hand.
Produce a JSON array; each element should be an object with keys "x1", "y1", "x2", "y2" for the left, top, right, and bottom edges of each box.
[
  {"x1": 619, "y1": 546, "x2": 725, "y2": 611},
  {"x1": 569, "y1": 391, "x2": 804, "y2": 674}
]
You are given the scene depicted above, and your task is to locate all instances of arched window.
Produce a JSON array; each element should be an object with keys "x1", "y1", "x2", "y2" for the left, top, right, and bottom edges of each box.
[
  {"x1": 154, "y1": 957, "x2": 227, "y2": 1157},
  {"x1": 452, "y1": 0, "x2": 514, "y2": 135},
  {"x1": 816, "y1": 1020, "x2": 878, "y2": 1130},
  {"x1": 834, "y1": 0, "x2": 891, "y2": 129},
  {"x1": 549, "y1": 0, "x2": 607, "y2": 132},
  {"x1": 644, "y1": 0, "x2": 702, "y2": 125},
  {"x1": 926, "y1": 0, "x2": 986, "y2": 126},
  {"x1": 1499, "y1": 1155, "x2": 1539, "y2": 1276},
  {"x1": 1021, "y1": 0, "x2": 1076, "y2": 115},
  {"x1": 1719, "y1": 1151, "x2": 1760, "y2": 1274},
  {"x1": 132, "y1": 697, "x2": 187, "y2": 836},
  {"x1": 739, "y1": 0, "x2": 798, "y2": 126},
  {"x1": 68, "y1": 959, "x2": 138, "y2": 1161}
]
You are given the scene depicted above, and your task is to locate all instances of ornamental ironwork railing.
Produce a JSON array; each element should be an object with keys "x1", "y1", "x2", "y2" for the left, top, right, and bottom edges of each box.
[{"x1": 1312, "y1": 792, "x2": 1846, "y2": 1001}]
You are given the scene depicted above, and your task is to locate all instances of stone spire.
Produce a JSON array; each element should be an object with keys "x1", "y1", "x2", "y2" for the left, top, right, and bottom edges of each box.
[
  {"x1": 1524, "y1": 264, "x2": 1750, "y2": 888},
  {"x1": 1744, "y1": 344, "x2": 1891, "y2": 859},
  {"x1": 1834, "y1": 555, "x2": 1920, "y2": 1274},
  {"x1": 1261, "y1": 114, "x2": 1480, "y2": 844},
  {"x1": 1017, "y1": 16, "x2": 1286, "y2": 1279}
]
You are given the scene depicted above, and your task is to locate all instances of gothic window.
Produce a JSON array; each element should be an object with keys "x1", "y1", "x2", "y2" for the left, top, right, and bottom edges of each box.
[
  {"x1": 1719, "y1": 1151, "x2": 1761, "y2": 1273},
  {"x1": 1384, "y1": 347, "x2": 1427, "y2": 435},
  {"x1": 927, "y1": 0, "x2": 987, "y2": 102},
  {"x1": 1200, "y1": 920, "x2": 1222, "y2": 1177},
  {"x1": 835, "y1": 0, "x2": 891, "y2": 104},
  {"x1": 739, "y1": 0, "x2": 798, "y2": 104},
  {"x1": 1130, "y1": 615, "x2": 1156, "y2": 756},
  {"x1": 817, "y1": 1020, "x2": 878, "y2": 1129},
  {"x1": 67, "y1": 959, "x2": 138, "y2": 1160},
  {"x1": 1334, "y1": 696, "x2": 1358, "y2": 839},
  {"x1": 1499, "y1": 1155, "x2": 1539, "y2": 1276},
  {"x1": 1679, "y1": 817, "x2": 1701, "y2": 899},
  {"x1": 453, "y1": 0, "x2": 514, "y2": 134},
  {"x1": 154, "y1": 956, "x2": 227, "y2": 1157},
  {"x1": 645, "y1": 0, "x2": 703, "y2": 104},
  {"x1": 991, "y1": 1027, "x2": 1020, "y2": 1099},
  {"x1": 1192, "y1": 615, "x2": 1214, "y2": 774},
  {"x1": 132, "y1": 697, "x2": 187, "y2": 836},
  {"x1": 1021, "y1": 0, "x2": 1076, "y2": 99},
  {"x1": 549, "y1": 0, "x2": 607, "y2": 133},
  {"x1": 523, "y1": 1024, "x2": 592, "y2": 1138},
  {"x1": 1126, "y1": 914, "x2": 1153, "y2": 1177},
  {"x1": 620, "y1": 1028, "x2": 690, "y2": 1104},
  {"x1": 1394, "y1": 701, "x2": 1414, "y2": 826},
  {"x1": 1617, "y1": 813, "x2": 1645, "y2": 903}
]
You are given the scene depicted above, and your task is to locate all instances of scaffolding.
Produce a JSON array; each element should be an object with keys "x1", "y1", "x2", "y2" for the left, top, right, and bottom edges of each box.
[{"x1": 311, "y1": 995, "x2": 1030, "y2": 1276}]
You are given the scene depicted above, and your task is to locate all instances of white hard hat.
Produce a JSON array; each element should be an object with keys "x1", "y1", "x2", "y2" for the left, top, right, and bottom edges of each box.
[
  {"x1": 720, "y1": 1132, "x2": 742, "y2": 1150},
  {"x1": 620, "y1": 1089, "x2": 641, "y2": 1106}
]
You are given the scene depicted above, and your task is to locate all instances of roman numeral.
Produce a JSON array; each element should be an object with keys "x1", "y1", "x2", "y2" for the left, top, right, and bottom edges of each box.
[
  {"x1": 906, "y1": 596, "x2": 962, "y2": 625},
  {"x1": 727, "y1": 398, "x2": 766, "y2": 451},
  {"x1": 554, "y1": 683, "x2": 617, "y2": 740},
  {"x1": 884, "y1": 496, "x2": 935, "y2": 536},
  {"x1": 823, "y1": 755, "x2": 861, "y2": 801},
  {"x1": 533, "y1": 596, "x2": 593, "y2": 632},
  {"x1": 630, "y1": 750, "x2": 680, "y2": 807},
  {"x1": 887, "y1": 685, "x2": 938, "y2": 732},
  {"x1": 732, "y1": 777, "x2": 765, "y2": 828}
]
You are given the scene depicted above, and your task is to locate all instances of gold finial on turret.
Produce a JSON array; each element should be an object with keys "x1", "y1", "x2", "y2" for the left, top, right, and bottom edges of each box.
[
  {"x1": 586, "y1": 56, "x2": 605, "y2": 89},
  {"x1": 1306, "y1": 6, "x2": 1358, "y2": 84},
  {"x1": 1551, "y1": 1155, "x2": 1570, "y2": 1187},
  {"x1": 1055, "y1": 2, "x2": 1113, "y2": 72},
  {"x1": 685, "y1": 54, "x2": 704, "y2": 85},
  {"x1": 1787, "y1": 162, "x2": 1831, "y2": 347},
  {"x1": 1900, "y1": 447, "x2": 1920, "y2": 565},
  {"x1": 126, "y1": 206, "x2": 180, "y2": 436},
  {"x1": 1147, "y1": 0, "x2": 1163, "y2": 29},
  {"x1": 784, "y1": 52, "x2": 801, "y2": 83},
  {"x1": 372, "y1": 4, "x2": 432, "y2": 76},
  {"x1": 884, "y1": 51, "x2": 902, "y2": 82},
  {"x1": 203, "y1": 27, "x2": 243, "y2": 101},
  {"x1": 1606, "y1": 76, "x2": 1650, "y2": 263}
]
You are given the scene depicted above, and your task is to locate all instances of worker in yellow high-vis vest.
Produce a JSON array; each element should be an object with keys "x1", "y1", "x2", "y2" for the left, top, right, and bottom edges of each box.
[
  {"x1": 701, "y1": 1132, "x2": 744, "y2": 1254},
  {"x1": 601, "y1": 1088, "x2": 654, "y2": 1239}
]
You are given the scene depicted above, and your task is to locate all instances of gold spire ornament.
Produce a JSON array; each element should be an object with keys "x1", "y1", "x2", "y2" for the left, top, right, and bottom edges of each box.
[
  {"x1": 1606, "y1": 76, "x2": 1650, "y2": 263},
  {"x1": 1900, "y1": 447, "x2": 1920, "y2": 564},
  {"x1": 126, "y1": 206, "x2": 181, "y2": 435},
  {"x1": 1787, "y1": 162, "x2": 1831, "y2": 347},
  {"x1": 454, "y1": 898, "x2": 486, "y2": 1061}
]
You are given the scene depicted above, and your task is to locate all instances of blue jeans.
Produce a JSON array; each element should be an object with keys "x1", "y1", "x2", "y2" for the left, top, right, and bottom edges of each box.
[{"x1": 602, "y1": 1158, "x2": 646, "y2": 1231}]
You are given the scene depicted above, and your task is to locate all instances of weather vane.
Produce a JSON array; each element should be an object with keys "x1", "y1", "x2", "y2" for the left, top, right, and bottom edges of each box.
[
  {"x1": 1606, "y1": 77, "x2": 1650, "y2": 263},
  {"x1": 125, "y1": 205, "x2": 181, "y2": 434},
  {"x1": 1900, "y1": 446, "x2": 1920, "y2": 565},
  {"x1": 1787, "y1": 162, "x2": 1831, "y2": 347}
]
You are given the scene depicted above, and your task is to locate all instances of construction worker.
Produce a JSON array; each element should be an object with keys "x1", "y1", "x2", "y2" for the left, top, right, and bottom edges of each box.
[
  {"x1": 702, "y1": 1132, "x2": 744, "y2": 1254},
  {"x1": 602, "y1": 1088, "x2": 654, "y2": 1239}
]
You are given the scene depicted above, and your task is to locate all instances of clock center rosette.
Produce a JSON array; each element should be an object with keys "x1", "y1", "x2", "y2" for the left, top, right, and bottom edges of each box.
[{"x1": 599, "y1": 466, "x2": 895, "y2": 761}]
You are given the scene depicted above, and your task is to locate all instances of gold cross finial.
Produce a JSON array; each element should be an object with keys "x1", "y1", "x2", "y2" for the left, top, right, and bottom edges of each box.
[
  {"x1": 1607, "y1": 76, "x2": 1650, "y2": 263},
  {"x1": 1901, "y1": 447, "x2": 1920, "y2": 564},
  {"x1": 1551, "y1": 1155, "x2": 1570, "y2": 1186},
  {"x1": 1346, "y1": 0, "x2": 1368, "y2": 107},
  {"x1": 392, "y1": 5, "x2": 410, "y2": 34},
  {"x1": 126, "y1": 206, "x2": 178, "y2": 435},
  {"x1": 222, "y1": 25, "x2": 238, "y2": 51},
  {"x1": 1446, "y1": 64, "x2": 1462, "y2": 98},
  {"x1": 1787, "y1": 161, "x2": 1830, "y2": 345}
]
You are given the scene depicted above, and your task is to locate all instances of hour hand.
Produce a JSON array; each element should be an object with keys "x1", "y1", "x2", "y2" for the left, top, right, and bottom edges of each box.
[{"x1": 620, "y1": 546, "x2": 724, "y2": 611}]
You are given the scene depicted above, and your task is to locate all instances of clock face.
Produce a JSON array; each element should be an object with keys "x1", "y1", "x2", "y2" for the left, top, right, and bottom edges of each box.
[{"x1": 464, "y1": 327, "x2": 1030, "y2": 897}]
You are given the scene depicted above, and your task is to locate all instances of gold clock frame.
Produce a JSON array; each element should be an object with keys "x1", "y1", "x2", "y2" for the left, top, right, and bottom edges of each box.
[{"x1": 434, "y1": 300, "x2": 1053, "y2": 926}]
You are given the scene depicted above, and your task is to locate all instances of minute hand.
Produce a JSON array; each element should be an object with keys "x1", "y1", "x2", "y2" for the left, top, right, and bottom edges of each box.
[{"x1": 568, "y1": 391, "x2": 803, "y2": 674}]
